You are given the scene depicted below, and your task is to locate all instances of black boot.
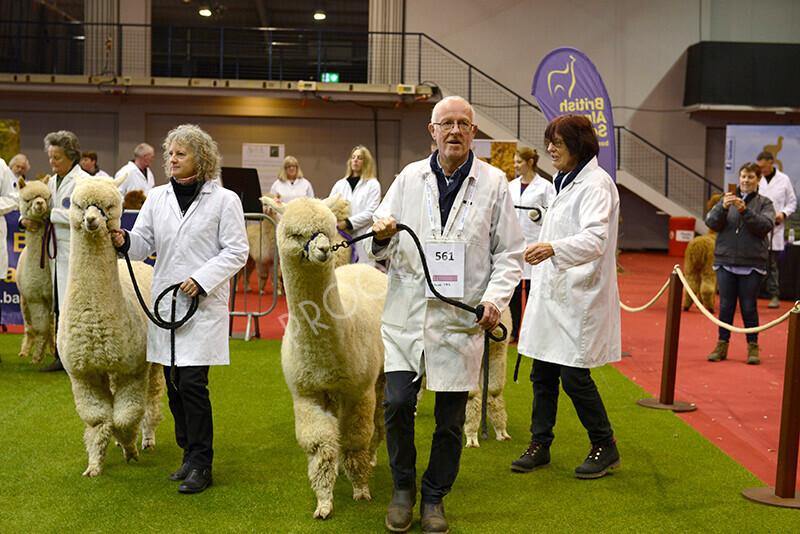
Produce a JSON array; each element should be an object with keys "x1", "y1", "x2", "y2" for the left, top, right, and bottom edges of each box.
[
  {"x1": 385, "y1": 486, "x2": 415, "y2": 533},
  {"x1": 178, "y1": 469, "x2": 213, "y2": 494},
  {"x1": 510, "y1": 441, "x2": 550, "y2": 472},
  {"x1": 574, "y1": 441, "x2": 620, "y2": 479}
]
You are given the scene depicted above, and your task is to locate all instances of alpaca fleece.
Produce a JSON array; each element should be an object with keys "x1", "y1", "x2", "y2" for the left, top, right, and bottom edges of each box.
[
  {"x1": 58, "y1": 175, "x2": 164, "y2": 477},
  {"x1": 264, "y1": 194, "x2": 386, "y2": 520}
]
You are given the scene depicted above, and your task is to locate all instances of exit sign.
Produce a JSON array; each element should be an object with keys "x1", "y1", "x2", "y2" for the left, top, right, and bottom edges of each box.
[{"x1": 321, "y1": 72, "x2": 339, "y2": 83}]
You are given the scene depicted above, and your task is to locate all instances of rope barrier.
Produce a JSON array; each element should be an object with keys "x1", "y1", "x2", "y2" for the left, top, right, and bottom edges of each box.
[
  {"x1": 619, "y1": 277, "x2": 671, "y2": 312},
  {"x1": 619, "y1": 262, "x2": 800, "y2": 333}
]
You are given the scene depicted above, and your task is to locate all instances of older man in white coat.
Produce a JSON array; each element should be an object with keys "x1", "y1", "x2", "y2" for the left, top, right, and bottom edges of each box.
[
  {"x1": 756, "y1": 150, "x2": 796, "y2": 308},
  {"x1": 116, "y1": 142, "x2": 156, "y2": 196},
  {"x1": 369, "y1": 95, "x2": 524, "y2": 533},
  {"x1": 0, "y1": 159, "x2": 19, "y2": 333},
  {"x1": 512, "y1": 114, "x2": 621, "y2": 480}
]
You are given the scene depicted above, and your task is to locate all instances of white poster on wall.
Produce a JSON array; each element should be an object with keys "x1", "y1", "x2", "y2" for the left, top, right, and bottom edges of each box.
[
  {"x1": 724, "y1": 125, "x2": 800, "y2": 213},
  {"x1": 242, "y1": 143, "x2": 285, "y2": 193}
]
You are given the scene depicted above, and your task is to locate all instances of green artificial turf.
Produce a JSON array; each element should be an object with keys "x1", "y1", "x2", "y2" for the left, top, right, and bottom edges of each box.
[{"x1": 0, "y1": 336, "x2": 796, "y2": 533}]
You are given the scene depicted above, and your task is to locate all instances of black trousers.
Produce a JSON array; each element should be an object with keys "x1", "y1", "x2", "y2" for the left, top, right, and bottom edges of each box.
[
  {"x1": 384, "y1": 370, "x2": 469, "y2": 503},
  {"x1": 509, "y1": 280, "x2": 530, "y2": 338},
  {"x1": 165, "y1": 365, "x2": 213, "y2": 471},
  {"x1": 530, "y1": 359, "x2": 614, "y2": 447}
]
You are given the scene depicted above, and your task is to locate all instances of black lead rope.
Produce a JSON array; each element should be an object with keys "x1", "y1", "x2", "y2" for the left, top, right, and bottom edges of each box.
[
  {"x1": 121, "y1": 250, "x2": 200, "y2": 390},
  {"x1": 332, "y1": 224, "x2": 507, "y2": 440}
]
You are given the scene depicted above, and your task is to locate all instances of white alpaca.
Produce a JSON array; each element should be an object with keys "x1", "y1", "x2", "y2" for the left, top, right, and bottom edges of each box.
[
  {"x1": 263, "y1": 194, "x2": 386, "y2": 520},
  {"x1": 464, "y1": 307, "x2": 512, "y2": 447},
  {"x1": 16, "y1": 176, "x2": 55, "y2": 364},
  {"x1": 57, "y1": 175, "x2": 165, "y2": 477}
]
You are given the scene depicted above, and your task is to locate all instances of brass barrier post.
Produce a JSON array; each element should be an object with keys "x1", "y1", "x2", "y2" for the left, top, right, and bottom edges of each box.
[
  {"x1": 636, "y1": 271, "x2": 696, "y2": 412},
  {"x1": 742, "y1": 308, "x2": 800, "y2": 508}
]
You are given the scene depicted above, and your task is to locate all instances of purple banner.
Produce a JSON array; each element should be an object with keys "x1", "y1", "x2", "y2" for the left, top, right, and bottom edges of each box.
[
  {"x1": 1, "y1": 211, "x2": 152, "y2": 326},
  {"x1": 532, "y1": 47, "x2": 616, "y2": 181}
]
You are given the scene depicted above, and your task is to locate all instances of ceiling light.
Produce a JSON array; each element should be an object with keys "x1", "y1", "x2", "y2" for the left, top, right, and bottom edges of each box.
[
  {"x1": 314, "y1": 9, "x2": 326, "y2": 21},
  {"x1": 199, "y1": 6, "x2": 212, "y2": 17}
]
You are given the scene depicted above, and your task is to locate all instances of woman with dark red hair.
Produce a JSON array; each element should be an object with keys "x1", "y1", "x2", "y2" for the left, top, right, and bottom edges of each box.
[{"x1": 512, "y1": 114, "x2": 622, "y2": 479}]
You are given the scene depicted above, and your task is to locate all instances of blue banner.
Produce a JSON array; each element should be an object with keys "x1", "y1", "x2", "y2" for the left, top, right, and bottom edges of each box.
[
  {"x1": 1, "y1": 211, "x2": 151, "y2": 326},
  {"x1": 532, "y1": 47, "x2": 616, "y2": 180}
]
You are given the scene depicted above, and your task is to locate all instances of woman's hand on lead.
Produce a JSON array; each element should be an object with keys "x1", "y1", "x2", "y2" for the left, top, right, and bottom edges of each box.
[
  {"x1": 180, "y1": 278, "x2": 200, "y2": 298},
  {"x1": 109, "y1": 229, "x2": 126, "y2": 248}
]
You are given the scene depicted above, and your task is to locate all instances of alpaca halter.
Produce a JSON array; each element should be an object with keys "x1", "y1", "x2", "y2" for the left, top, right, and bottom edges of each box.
[{"x1": 303, "y1": 232, "x2": 326, "y2": 260}]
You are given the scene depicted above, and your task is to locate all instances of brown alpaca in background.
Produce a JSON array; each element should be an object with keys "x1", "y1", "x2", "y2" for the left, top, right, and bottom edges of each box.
[{"x1": 683, "y1": 193, "x2": 722, "y2": 312}]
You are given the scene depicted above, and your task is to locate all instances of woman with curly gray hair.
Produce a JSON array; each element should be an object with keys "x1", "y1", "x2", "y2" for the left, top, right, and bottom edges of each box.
[
  {"x1": 23, "y1": 131, "x2": 92, "y2": 372},
  {"x1": 111, "y1": 123, "x2": 249, "y2": 494}
]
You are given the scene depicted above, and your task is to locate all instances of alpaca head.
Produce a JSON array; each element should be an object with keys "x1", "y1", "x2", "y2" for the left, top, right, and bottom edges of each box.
[
  {"x1": 18, "y1": 175, "x2": 51, "y2": 222},
  {"x1": 262, "y1": 194, "x2": 340, "y2": 266},
  {"x1": 259, "y1": 193, "x2": 281, "y2": 219},
  {"x1": 329, "y1": 197, "x2": 351, "y2": 223},
  {"x1": 70, "y1": 175, "x2": 125, "y2": 235}
]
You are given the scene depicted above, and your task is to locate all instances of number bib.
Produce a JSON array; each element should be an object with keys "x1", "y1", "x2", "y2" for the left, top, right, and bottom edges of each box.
[{"x1": 425, "y1": 241, "x2": 465, "y2": 298}]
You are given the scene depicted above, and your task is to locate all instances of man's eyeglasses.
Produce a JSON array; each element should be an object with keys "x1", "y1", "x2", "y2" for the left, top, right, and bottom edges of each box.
[
  {"x1": 546, "y1": 138, "x2": 565, "y2": 148},
  {"x1": 432, "y1": 120, "x2": 473, "y2": 133}
]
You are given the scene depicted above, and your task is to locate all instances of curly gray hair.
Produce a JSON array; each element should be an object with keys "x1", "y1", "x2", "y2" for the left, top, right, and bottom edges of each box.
[
  {"x1": 43, "y1": 130, "x2": 81, "y2": 164},
  {"x1": 162, "y1": 124, "x2": 221, "y2": 182}
]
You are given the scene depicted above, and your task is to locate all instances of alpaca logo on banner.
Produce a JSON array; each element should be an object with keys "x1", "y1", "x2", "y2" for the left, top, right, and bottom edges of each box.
[{"x1": 532, "y1": 47, "x2": 616, "y2": 181}]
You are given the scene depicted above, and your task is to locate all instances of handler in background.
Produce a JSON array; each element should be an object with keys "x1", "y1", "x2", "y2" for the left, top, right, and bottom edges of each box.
[
  {"x1": 512, "y1": 114, "x2": 622, "y2": 480},
  {"x1": 23, "y1": 131, "x2": 92, "y2": 372},
  {"x1": 369, "y1": 95, "x2": 524, "y2": 533},
  {"x1": 112, "y1": 124, "x2": 248, "y2": 494}
]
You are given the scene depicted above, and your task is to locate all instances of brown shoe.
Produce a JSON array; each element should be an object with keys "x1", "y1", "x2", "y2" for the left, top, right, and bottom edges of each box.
[
  {"x1": 420, "y1": 501, "x2": 449, "y2": 534},
  {"x1": 747, "y1": 342, "x2": 760, "y2": 365},
  {"x1": 39, "y1": 358, "x2": 65, "y2": 372},
  {"x1": 385, "y1": 487, "x2": 415, "y2": 533},
  {"x1": 707, "y1": 340, "x2": 728, "y2": 362}
]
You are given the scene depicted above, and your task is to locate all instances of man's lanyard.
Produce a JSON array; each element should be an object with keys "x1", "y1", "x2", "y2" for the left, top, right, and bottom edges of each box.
[{"x1": 424, "y1": 168, "x2": 479, "y2": 238}]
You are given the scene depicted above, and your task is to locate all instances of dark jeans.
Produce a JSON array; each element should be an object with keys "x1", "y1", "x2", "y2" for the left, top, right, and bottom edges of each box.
[
  {"x1": 717, "y1": 267, "x2": 763, "y2": 344},
  {"x1": 165, "y1": 365, "x2": 213, "y2": 471},
  {"x1": 384, "y1": 370, "x2": 469, "y2": 503},
  {"x1": 509, "y1": 279, "x2": 530, "y2": 339},
  {"x1": 530, "y1": 359, "x2": 614, "y2": 447}
]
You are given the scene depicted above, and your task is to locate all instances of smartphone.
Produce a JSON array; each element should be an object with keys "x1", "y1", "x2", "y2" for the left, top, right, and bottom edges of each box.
[{"x1": 728, "y1": 183, "x2": 737, "y2": 194}]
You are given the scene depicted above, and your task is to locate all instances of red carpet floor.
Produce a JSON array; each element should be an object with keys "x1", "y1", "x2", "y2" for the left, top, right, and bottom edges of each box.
[
  {"x1": 615, "y1": 251, "x2": 798, "y2": 489},
  {"x1": 198, "y1": 253, "x2": 800, "y2": 488}
]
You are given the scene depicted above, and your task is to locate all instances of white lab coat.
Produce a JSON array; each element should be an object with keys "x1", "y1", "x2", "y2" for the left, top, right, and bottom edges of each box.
[
  {"x1": 367, "y1": 156, "x2": 525, "y2": 391},
  {"x1": 0, "y1": 159, "x2": 19, "y2": 278},
  {"x1": 509, "y1": 174, "x2": 556, "y2": 279},
  {"x1": 116, "y1": 161, "x2": 155, "y2": 196},
  {"x1": 269, "y1": 177, "x2": 315, "y2": 204},
  {"x1": 49, "y1": 163, "x2": 92, "y2": 309},
  {"x1": 126, "y1": 180, "x2": 249, "y2": 366},
  {"x1": 330, "y1": 177, "x2": 381, "y2": 267},
  {"x1": 517, "y1": 157, "x2": 621, "y2": 368},
  {"x1": 758, "y1": 170, "x2": 796, "y2": 251}
]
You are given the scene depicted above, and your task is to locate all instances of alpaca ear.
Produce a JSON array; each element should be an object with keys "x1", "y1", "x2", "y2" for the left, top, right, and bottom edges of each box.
[
  {"x1": 42, "y1": 174, "x2": 50, "y2": 185},
  {"x1": 261, "y1": 195, "x2": 286, "y2": 215},
  {"x1": 74, "y1": 175, "x2": 84, "y2": 187},
  {"x1": 323, "y1": 193, "x2": 341, "y2": 210},
  {"x1": 17, "y1": 176, "x2": 26, "y2": 189},
  {"x1": 113, "y1": 172, "x2": 128, "y2": 188}
]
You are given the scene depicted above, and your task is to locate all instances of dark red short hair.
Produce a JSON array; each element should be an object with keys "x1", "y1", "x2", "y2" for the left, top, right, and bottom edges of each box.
[{"x1": 544, "y1": 114, "x2": 599, "y2": 163}]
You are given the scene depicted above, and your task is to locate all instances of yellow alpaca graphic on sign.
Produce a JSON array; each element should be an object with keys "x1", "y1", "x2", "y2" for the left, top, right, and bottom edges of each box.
[
  {"x1": 763, "y1": 136, "x2": 784, "y2": 171},
  {"x1": 548, "y1": 55, "x2": 576, "y2": 98}
]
